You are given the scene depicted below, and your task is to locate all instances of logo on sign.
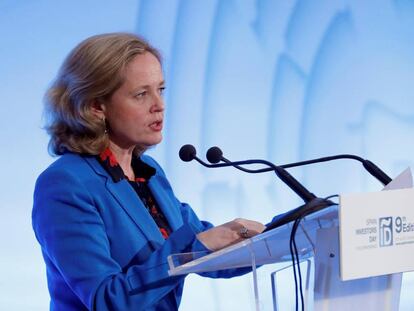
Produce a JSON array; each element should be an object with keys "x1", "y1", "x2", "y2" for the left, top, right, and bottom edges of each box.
[{"x1": 379, "y1": 217, "x2": 393, "y2": 247}]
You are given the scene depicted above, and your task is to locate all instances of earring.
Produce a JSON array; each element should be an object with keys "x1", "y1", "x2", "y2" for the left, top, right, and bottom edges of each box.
[{"x1": 102, "y1": 117, "x2": 108, "y2": 134}]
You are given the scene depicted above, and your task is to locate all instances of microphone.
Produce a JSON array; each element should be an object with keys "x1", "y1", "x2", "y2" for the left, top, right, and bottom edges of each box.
[
  {"x1": 179, "y1": 144, "x2": 197, "y2": 162},
  {"x1": 205, "y1": 146, "x2": 222, "y2": 163},
  {"x1": 207, "y1": 146, "x2": 392, "y2": 186},
  {"x1": 180, "y1": 145, "x2": 317, "y2": 203},
  {"x1": 179, "y1": 144, "x2": 220, "y2": 168}
]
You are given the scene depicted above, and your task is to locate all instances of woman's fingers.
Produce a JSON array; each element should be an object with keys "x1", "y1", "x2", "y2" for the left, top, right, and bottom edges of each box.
[
  {"x1": 232, "y1": 218, "x2": 266, "y2": 238},
  {"x1": 196, "y1": 218, "x2": 265, "y2": 251}
]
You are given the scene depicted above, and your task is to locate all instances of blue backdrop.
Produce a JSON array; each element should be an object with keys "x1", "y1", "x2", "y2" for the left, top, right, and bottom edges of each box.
[{"x1": 1, "y1": 0, "x2": 413, "y2": 309}]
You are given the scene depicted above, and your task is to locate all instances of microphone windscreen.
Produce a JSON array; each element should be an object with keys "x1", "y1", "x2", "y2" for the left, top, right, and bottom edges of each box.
[
  {"x1": 206, "y1": 146, "x2": 223, "y2": 163},
  {"x1": 179, "y1": 144, "x2": 196, "y2": 162}
]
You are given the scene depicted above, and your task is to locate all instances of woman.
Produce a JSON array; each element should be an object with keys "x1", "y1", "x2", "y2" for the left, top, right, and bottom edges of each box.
[{"x1": 32, "y1": 32, "x2": 264, "y2": 310}]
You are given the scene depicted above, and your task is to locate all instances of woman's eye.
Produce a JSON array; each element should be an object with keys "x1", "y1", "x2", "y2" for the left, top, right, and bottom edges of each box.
[
  {"x1": 135, "y1": 91, "x2": 146, "y2": 98},
  {"x1": 159, "y1": 87, "x2": 166, "y2": 95}
]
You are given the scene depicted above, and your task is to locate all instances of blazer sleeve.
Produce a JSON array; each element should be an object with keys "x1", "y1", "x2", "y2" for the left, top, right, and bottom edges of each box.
[
  {"x1": 32, "y1": 168, "x2": 204, "y2": 310},
  {"x1": 179, "y1": 202, "x2": 252, "y2": 279}
]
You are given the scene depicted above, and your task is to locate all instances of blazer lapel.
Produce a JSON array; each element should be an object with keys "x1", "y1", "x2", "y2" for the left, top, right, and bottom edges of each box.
[
  {"x1": 148, "y1": 175, "x2": 183, "y2": 231},
  {"x1": 84, "y1": 157, "x2": 165, "y2": 246}
]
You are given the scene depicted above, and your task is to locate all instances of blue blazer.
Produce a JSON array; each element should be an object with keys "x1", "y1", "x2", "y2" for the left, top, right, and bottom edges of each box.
[{"x1": 32, "y1": 153, "x2": 223, "y2": 310}]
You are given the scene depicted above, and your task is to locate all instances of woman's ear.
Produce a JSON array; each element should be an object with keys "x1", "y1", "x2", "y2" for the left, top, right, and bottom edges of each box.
[{"x1": 90, "y1": 99, "x2": 106, "y2": 119}]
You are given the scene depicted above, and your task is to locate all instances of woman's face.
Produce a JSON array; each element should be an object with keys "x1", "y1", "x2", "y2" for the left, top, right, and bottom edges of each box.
[{"x1": 103, "y1": 52, "x2": 165, "y2": 151}]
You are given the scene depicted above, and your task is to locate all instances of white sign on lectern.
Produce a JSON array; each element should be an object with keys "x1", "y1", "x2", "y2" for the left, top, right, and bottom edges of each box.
[{"x1": 339, "y1": 168, "x2": 414, "y2": 280}]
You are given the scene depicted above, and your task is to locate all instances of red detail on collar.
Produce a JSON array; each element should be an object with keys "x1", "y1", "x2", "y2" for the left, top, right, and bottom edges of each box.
[{"x1": 99, "y1": 148, "x2": 118, "y2": 167}]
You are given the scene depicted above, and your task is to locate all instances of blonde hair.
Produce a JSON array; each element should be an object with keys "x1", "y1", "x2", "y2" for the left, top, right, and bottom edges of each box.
[{"x1": 44, "y1": 32, "x2": 161, "y2": 155}]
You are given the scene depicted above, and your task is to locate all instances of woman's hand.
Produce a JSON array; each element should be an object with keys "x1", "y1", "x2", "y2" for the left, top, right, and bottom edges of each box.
[{"x1": 196, "y1": 218, "x2": 265, "y2": 251}]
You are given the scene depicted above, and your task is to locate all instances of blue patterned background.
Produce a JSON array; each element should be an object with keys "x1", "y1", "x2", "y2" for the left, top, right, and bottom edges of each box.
[{"x1": 1, "y1": 0, "x2": 413, "y2": 309}]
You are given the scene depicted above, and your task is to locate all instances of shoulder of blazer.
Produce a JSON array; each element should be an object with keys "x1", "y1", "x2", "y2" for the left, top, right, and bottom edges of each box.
[{"x1": 37, "y1": 153, "x2": 110, "y2": 184}]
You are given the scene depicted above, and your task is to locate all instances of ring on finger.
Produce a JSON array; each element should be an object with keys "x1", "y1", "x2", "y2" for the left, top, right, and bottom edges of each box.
[{"x1": 239, "y1": 226, "x2": 249, "y2": 238}]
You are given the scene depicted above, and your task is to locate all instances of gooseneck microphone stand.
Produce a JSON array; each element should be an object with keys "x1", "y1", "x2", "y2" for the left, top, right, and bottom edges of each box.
[{"x1": 179, "y1": 144, "x2": 337, "y2": 311}]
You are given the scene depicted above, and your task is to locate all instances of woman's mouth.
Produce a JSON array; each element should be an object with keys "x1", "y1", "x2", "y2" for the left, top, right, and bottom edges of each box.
[{"x1": 149, "y1": 120, "x2": 163, "y2": 131}]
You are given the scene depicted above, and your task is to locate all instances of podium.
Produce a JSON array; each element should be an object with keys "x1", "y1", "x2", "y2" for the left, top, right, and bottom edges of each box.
[{"x1": 168, "y1": 169, "x2": 413, "y2": 310}]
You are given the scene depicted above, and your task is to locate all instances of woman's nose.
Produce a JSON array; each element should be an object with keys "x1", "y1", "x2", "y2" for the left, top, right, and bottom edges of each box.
[{"x1": 150, "y1": 93, "x2": 164, "y2": 113}]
